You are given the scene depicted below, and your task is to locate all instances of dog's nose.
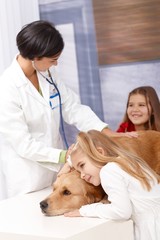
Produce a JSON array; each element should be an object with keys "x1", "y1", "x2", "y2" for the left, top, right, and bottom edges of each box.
[{"x1": 40, "y1": 200, "x2": 48, "y2": 210}]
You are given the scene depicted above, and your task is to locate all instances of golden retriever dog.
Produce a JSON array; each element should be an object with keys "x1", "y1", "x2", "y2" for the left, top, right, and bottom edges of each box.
[
  {"x1": 40, "y1": 170, "x2": 106, "y2": 216},
  {"x1": 40, "y1": 130, "x2": 160, "y2": 216},
  {"x1": 111, "y1": 130, "x2": 160, "y2": 175}
]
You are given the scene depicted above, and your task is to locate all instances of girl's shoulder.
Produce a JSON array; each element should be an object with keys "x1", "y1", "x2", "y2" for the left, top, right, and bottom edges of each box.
[
  {"x1": 117, "y1": 121, "x2": 135, "y2": 132},
  {"x1": 100, "y1": 162, "x2": 130, "y2": 188},
  {"x1": 116, "y1": 122, "x2": 128, "y2": 132},
  {"x1": 101, "y1": 162, "x2": 130, "y2": 179},
  {"x1": 101, "y1": 162, "x2": 122, "y2": 175}
]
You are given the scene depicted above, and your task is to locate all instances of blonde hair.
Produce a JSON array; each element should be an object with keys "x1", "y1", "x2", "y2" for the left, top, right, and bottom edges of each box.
[{"x1": 71, "y1": 130, "x2": 160, "y2": 191}]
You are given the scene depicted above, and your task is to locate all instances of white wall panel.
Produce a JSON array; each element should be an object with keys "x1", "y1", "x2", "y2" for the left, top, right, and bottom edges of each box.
[{"x1": 0, "y1": 0, "x2": 39, "y2": 75}]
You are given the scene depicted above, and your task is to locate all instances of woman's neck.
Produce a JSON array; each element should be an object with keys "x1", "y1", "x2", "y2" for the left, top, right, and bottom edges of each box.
[{"x1": 17, "y1": 55, "x2": 36, "y2": 78}]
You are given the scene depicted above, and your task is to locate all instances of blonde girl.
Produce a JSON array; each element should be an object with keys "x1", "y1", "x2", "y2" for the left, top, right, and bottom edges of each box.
[{"x1": 65, "y1": 130, "x2": 160, "y2": 240}]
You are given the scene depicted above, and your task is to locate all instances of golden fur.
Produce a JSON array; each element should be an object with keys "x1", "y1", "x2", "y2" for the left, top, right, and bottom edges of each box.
[
  {"x1": 40, "y1": 170, "x2": 106, "y2": 216},
  {"x1": 40, "y1": 130, "x2": 160, "y2": 216},
  {"x1": 111, "y1": 130, "x2": 160, "y2": 175}
]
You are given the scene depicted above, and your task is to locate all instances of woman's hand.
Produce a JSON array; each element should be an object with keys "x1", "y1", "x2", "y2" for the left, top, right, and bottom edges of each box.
[
  {"x1": 119, "y1": 131, "x2": 139, "y2": 138},
  {"x1": 64, "y1": 209, "x2": 81, "y2": 217},
  {"x1": 102, "y1": 128, "x2": 138, "y2": 138}
]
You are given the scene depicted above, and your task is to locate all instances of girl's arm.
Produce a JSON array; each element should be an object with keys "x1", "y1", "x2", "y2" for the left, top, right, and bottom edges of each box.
[{"x1": 65, "y1": 163, "x2": 132, "y2": 220}]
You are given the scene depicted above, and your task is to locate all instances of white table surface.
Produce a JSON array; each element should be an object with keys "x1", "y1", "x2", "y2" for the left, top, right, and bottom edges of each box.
[{"x1": 0, "y1": 187, "x2": 134, "y2": 240}]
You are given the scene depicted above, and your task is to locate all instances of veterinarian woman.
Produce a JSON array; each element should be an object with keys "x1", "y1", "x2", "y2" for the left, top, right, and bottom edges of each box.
[
  {"x1": 65, "y1": 130, "x2": 160, "y2": 240},
  {"x1": 0, "y1": 20, "x2": 132, "y2": 201}
]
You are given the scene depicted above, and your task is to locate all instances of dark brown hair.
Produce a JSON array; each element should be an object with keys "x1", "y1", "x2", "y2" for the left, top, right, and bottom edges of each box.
[
  {"x1": 123, "y1": 86, "x2": 160, "y2": 131},
  {"x1": 16, "y1": 20, "x2": 64, "y2": 60}
]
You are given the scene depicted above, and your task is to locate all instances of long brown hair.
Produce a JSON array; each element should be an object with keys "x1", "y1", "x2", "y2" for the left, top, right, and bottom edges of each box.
[
  {"x1": 71, "y1": 130, "x2": 160, "y2": 191},
  {"x1": 123, "y1": 86, "x2": 160, "y2": 131}
]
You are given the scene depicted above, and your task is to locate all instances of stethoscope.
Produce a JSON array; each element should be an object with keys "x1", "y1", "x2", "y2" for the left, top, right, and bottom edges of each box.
[
  {"x1": 46, "y1": 70, "x2": 68, "y2": 149},
  {"x1": 32, "y1": 62, "x2": 69, "y2": 149}
]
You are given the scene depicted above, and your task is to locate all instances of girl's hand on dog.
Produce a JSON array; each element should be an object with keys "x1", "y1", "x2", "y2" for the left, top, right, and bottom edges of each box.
[
  {"x1": 66, "y1": 143, "x2": 75, "y2": 158},
  {"x1": 64, "y1": 209, "x2": 81, "y2": 217},
  {"x1": 57, "y1": 162, "x2": 72, "y2": 176}
]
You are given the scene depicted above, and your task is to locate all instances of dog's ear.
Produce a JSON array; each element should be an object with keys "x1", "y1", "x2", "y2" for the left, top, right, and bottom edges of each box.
[
  {"x1": 85, "y1": 192, "x2": 97, "y2": 204},
  {"x1": 85, "y1": 185, "x2": 106, "y2": 204}
]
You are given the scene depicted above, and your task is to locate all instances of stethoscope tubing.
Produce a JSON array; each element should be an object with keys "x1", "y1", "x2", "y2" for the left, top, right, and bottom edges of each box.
[{"x1": 38, "y1": 69, "x2": 69, "y2": 149}]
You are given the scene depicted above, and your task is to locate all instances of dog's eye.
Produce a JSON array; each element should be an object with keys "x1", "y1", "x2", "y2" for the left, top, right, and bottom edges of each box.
[{"x1": 63, "y1": 190, "x2": 71, "y2": 195}]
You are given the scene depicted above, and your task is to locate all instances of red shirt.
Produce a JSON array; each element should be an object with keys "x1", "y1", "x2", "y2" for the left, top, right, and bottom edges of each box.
[{"x1": 117, "y1": 121, "x2": 135, "y2": 132}]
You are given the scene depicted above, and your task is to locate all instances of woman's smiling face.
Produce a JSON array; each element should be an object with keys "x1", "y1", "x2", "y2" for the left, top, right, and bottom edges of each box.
[{"x1": 71, "y1": 152, "x2": 101, "y2": 186}]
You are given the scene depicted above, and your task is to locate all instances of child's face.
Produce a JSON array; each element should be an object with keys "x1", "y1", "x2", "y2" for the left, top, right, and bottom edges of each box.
[
  {"x1": 71, "y1": 152, "x2": 101, "y2": 186},
  {"x1": 127, "y1": 93, "x2": 152, "y2": 129}
]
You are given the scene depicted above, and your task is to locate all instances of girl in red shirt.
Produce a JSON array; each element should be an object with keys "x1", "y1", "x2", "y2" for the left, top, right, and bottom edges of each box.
[{"x1": 117, "y1": 86, "x2": 160, "y2": 132}]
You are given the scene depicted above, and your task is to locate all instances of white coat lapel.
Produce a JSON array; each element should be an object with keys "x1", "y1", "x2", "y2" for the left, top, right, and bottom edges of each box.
[
  {"x1": 24, "y1": 82, "x2": 49, "y2": 107},
  {"x1": 38, "y1": 72, "x2": 50, "y2": 104},
  {"x1": 12, "y1": 57, "x2": 50, "y2": 108}
]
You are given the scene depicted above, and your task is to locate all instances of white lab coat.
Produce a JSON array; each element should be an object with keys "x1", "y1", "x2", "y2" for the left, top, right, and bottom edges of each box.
[{"x1": 0, "y1": 55, "x2": 107, "y2": 200}]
